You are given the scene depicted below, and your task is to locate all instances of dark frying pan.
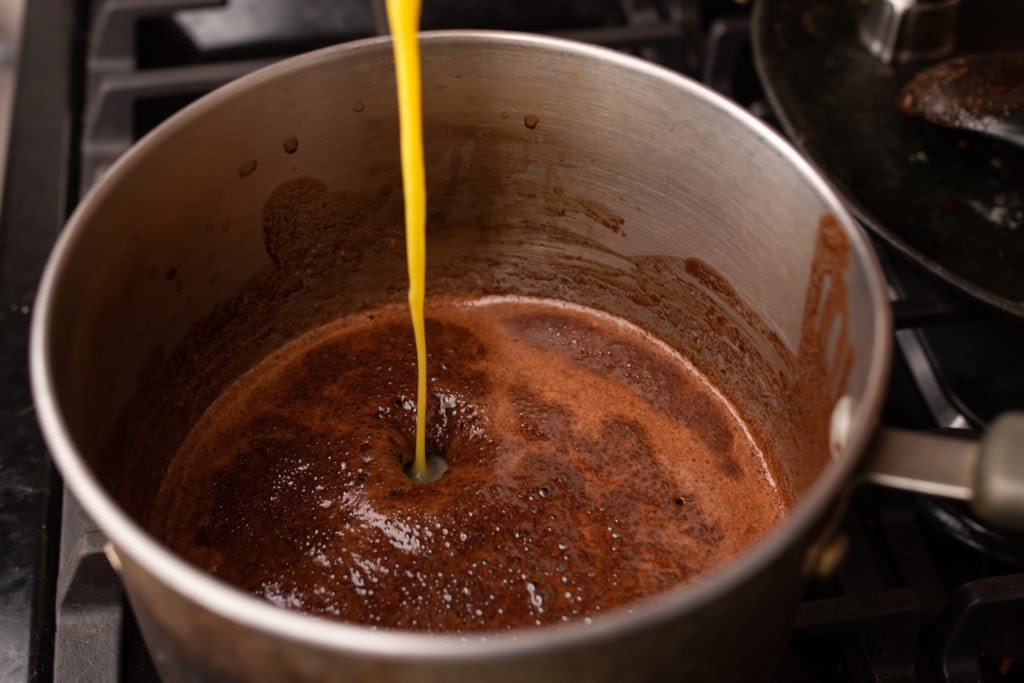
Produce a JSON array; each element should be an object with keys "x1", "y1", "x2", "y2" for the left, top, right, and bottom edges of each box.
[{"x1": 752, "y1": 0, "x2": 1024, "y2": 316}]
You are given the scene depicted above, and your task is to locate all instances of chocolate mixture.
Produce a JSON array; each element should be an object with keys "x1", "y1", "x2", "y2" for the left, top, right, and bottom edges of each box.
[
  {"x1": 899, "y1": 52, "x2": 1024, "y2": 129},
  {"x1": 149, "y1": 297, "x2": 786, "y2": 631}
]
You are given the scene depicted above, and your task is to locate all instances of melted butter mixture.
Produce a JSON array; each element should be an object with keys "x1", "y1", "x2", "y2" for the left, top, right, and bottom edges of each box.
[
  {"x1": 385, "y1": 0, "x2": 430, "y2": 479},
  {"x1": 149, "y1": 297, "x2": 787, "y2": 632}
]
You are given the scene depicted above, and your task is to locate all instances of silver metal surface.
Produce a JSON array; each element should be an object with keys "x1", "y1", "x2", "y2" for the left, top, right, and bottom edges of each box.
[
  {"x1": 864, "y1": 428, "x2": 977, "y2": 500},
  {"x1": 858, "y1": 0, "x2": 959, "y2": 65},
  {"x1": 30, "y1": 32, "x2": 893, "y2": 681},
  {"x1": 863, "y1": 417, "x2": 1024, "y2": 532}
]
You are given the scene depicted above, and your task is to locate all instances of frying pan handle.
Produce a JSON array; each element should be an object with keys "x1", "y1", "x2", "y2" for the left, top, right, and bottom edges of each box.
[{"x1": 862, "y1": 412, "x2": 1024, "y2": 532}]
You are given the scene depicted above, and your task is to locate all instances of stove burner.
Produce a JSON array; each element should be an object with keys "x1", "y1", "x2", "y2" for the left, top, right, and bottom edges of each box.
[{"x1": 920, "y1": 498, "x2": 1024, "y2": 568}]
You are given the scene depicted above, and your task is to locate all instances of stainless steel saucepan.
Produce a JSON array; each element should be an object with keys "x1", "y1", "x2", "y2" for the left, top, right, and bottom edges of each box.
[{"x1": 29, "y1": 31, "x2": 1021, "y2": 682}]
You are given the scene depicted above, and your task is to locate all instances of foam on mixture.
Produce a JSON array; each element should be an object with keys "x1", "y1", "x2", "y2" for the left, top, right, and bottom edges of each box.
[{"x1": 149, "y1": 296, "x2": 787, "y2": 632}]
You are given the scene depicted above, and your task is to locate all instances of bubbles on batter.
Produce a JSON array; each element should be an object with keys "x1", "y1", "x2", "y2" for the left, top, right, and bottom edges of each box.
[
  {"x1": 152, "y1": 296, "x2": 787, "y2": 633},
  {"x1": 261, "y1": 581, "x2": 305, "y2": 610}
]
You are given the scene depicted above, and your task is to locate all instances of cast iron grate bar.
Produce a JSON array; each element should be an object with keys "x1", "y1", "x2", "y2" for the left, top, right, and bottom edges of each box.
[
  {"x1": 89, "y1": 0, "x2": 225, "y2": 72},
  {"x1": 877, "y1": 498, "x2": 947, "y2": 620},
  {"x1": 82, "y1": 58, "x2": 274, "y2": 191},
  {"x1": 791, "y1": 588, "x2": 920, "y2": 639},
  {"x1": 937, "y1": 574, "x2": 1024, "y2": 683},
  {"x1": 702, "y1": 15, "x2": 749, "y2": 99}
]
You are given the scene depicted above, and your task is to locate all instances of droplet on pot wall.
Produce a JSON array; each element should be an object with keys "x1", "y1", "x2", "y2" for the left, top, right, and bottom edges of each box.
[
  {"x1": 283, "y1": 137, "x2": 299, "y2": 154},
  {"x1": 238, "y1": 160, "x2": 258, "y2": 177},
  {"x1": 524, "y1": 115, "x2": 540, "y2": 129},
  {"x1": 353, "y1": 100, "x2": 365, "y2": 113}
]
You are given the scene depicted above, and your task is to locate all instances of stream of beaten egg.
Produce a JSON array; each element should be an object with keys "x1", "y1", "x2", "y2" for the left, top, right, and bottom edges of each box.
[{"x1": 385, "y1": 0, "x2": 429, "y2": 479}]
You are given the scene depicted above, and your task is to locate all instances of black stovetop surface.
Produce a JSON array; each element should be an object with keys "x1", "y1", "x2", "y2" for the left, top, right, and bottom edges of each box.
[
  {"x1": 0, "y1": 0, "x2": 79, "y2": 679},
  {"x1": 2, "y1": 1, "x2": 1023, "y2": 681}
]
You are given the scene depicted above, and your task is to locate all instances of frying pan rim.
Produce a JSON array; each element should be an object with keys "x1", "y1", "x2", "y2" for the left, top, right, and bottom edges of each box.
[
  {"x1": 750, "y1": 0, "x2": 1024, "y2": 319},
  {"x1": 30, "y1": 29, "x2": 893, "y2": 661}
]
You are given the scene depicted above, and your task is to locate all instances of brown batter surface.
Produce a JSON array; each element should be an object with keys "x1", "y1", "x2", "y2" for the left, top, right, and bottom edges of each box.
[{"x1": 149, "y1": 296, "x2": 786, "y2": 631}]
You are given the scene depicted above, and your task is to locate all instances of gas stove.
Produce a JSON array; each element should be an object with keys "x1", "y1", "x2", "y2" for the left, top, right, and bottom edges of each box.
[{"x1": 1, "y1": 1, "x2": 1022, "y2": 681}]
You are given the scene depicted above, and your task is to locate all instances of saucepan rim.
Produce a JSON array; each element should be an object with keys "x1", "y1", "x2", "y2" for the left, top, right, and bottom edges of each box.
[{"x1": 29, "y1": 30, "x2": 892, "y2": 660}]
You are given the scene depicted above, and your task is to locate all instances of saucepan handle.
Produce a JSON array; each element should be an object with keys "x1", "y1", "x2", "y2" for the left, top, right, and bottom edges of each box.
[{"x1": 861, "y1": 412, "x2": 1024, "y2": 532}]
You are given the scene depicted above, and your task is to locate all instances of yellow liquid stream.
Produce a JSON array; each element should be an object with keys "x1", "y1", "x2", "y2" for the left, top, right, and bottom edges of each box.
[{"x1": 386, "y1": 0, "x2": 429, "y2": 480}]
